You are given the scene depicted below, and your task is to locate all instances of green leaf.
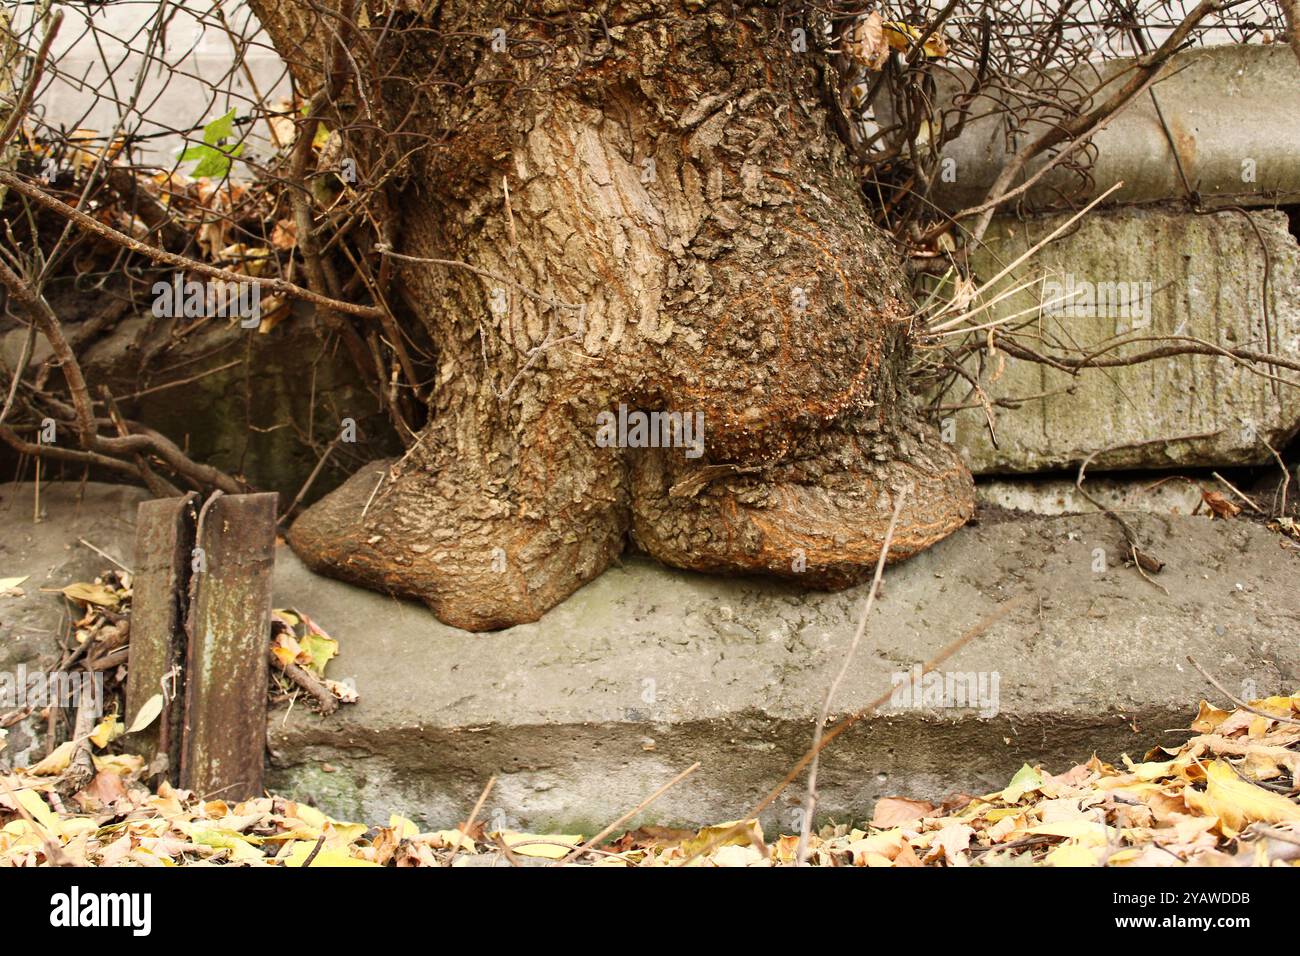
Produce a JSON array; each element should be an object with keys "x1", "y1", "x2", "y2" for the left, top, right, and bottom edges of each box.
[
  {"x1": 182, "y1": 109, "x2": 244, "y2": 179},
  {"x1": 183, "y1": 142, "x2": 243, "y2": 180},
  {"x1": 202, "y1": 108, "x2": 239, "y2": 146},
  {"x1": 1001, "y1": 764, "x2": 1045, "y2": 804}
]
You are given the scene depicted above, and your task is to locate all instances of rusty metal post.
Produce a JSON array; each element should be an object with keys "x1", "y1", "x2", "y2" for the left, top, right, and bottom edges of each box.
[
  {"x1": 125, "y1": 493, "x2": 198, "y2": 781},
  {"x1": 178, "y1": 491, "x2": 278, "y2": 801}
]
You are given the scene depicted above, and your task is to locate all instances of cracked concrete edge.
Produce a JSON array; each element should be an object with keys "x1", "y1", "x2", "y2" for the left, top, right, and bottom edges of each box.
[{"x1": 265, "y1": 707, "x2": 1198, "y2": 833}]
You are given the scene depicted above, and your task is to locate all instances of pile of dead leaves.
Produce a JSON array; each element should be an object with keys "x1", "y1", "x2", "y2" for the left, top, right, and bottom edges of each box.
[
  {"x1": 0, "y1": 571, "x2": 354, "y2": 765},
  {"x1": 2, "y1": 690, "x2": 1298, "y2": 866}
]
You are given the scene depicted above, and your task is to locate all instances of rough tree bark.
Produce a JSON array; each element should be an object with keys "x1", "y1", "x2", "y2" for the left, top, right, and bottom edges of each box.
[{"x1": 249, "y1": 0, "x2": 974, "y2": 631}]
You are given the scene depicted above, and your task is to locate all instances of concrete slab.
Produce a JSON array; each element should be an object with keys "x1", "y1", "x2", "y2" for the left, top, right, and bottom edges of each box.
[
  {"x1": 265, "y1": 506, "x2": 1300, "y2": 834},
  {"x1": 941, "y1": 206, "x2": 1300, "y2": 474},
  {"x1": 0, "y1": 481, "x2": 149, "y2": 670},
  {"x1": 925, "y1": 44, "x2": 1300, "y2": 212},
  {"x1": 3, "y1": 483, "x2": 1296, "y2": 832},
  {"x1": 976, "y1": 476, "x2": 1205, "y2": 516}
]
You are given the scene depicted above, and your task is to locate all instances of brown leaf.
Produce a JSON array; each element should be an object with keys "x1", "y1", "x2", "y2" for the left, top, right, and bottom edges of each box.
[
  {"x1": 848, "y1": 12, "x2": 889, "y2": 70},
  {"x1": 74, "y1": 770, "x2": 127, "y2": 810},
  {"x1": 869, "y1": 796, "x2": 934, "y2": 829},
  {"x1": 270, "y1": 219, "x2": 298, "y2": 251},
  {"x1": 1202, "y1": 490, "x2": 1241, "y2": 519},
  {"x1": 893, "y1": 840, "x2": 923, "y2": 867}
]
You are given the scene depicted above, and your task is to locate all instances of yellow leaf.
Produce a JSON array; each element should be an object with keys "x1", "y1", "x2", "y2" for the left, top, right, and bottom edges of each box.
[
  {"x1": 189, "y1": 828, "x2": 265, "y2": 861},
  {"x1": 272, "y1": 634, "x2": 301, "y2": 668},
  {"x1": 1106, "y1": 848, "x2": 1143, "y2": 865},
  {"x1": 1024, "y1": 819, "x2": 1113, "y2": 843},
  {"x1": 93, "y1": 753, "x2": 144, "y2": 776},
  {"x1": 281, "y1": 840, "x2": 380, "y2": 867},
  {"x1": 1249, "y1": 695, "x2": 1300, "y2": 718},
  {"x1": 389, "y1": 814, "x2": 419, "y2": 840},
  {"x1": 711, "y1": 844, "x2": 765, "y2": 866},
  {"x1": 983, "y1": 807, "x2": 1025, "y2": 822},
  {"x1": 61, "y1": 582, "x2": 119, "y2": 607},
  {"x1": 0, "y1": 575, "x2": 28, "y2": 592},
  {"x1": 1001, "y1": 764, "x2": 1045, "y2": 803},
  {"x1": 286, "y1": 802, "x2": 327, "y2": 830},
  {"x1": 1122, "y1": 755, "x2": 1179, "y2": 782},
  {"x1": 1191, "y1": 700, "x2": 1231, "y2": 733},
  {"x1": 425, "y1": 829, "x2": 476, "y2": 852},
  {"x1": 680, "y1": 818, "x2": 763, "y2": 857},
  {"x1": 328, "y1": 822, "x2": 369, "y2": 846},
  {"x1": 29, "y1": 741, "x2": 74, "y2": 775},
  {"x1": 1045, "y1": 843, "x2": 1100, "y2": 867},
  {"x1": 3, "y1": 818, "x2": 50, "y2": 851},
  {"x1": 1183, "y1": 760, "x2": 1300, "y2": 834},
  {"x1": 882, "y1": 21, "x2": 948, "y2": 58},
  {"x1": 89, "y1": 714, "x2": 122, "y2": 749},
  {"x1": 15, "y1": 788, "x2": 60, "y2": 834},
  {"x1": 846, "y1": 830, "x2": 907, "y2": 865}
]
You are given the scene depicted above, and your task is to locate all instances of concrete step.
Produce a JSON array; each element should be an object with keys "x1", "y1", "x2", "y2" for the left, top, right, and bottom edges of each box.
[
  {"x1": 3, "y1": 483, "x2": 1295, "y2": 832},
  {"x1": 266, "y1": 508, "x2": 1299, "y2": 834}
]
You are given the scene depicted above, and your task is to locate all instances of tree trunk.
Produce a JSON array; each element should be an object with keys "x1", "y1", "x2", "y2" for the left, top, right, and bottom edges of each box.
[{"x1": 250, "y1": 1, "x2": 974, "y2": 631}]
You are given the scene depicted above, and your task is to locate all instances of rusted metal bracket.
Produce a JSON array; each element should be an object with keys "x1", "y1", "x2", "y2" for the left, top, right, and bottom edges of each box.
[{"x1": 126, "y1": 491, "x2": 278, "y2": 801}]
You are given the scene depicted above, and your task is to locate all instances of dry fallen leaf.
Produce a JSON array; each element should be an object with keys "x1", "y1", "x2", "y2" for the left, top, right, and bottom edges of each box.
[
  {"x1": 882, "y1": 20, "x2": 949, "y2": 58},
  {"x1": 848, "y1": 12, "x2": 889, "y2": 70},
  {"x1": 869, "y1": 796, "x2": 934, "y2": 829},
  {"x1": 1202, "y1": 490, "x2": 1241, "y2": 519},
  {"x1": 1182, "y1": 760, "x2": 1300, "y2": 834}
]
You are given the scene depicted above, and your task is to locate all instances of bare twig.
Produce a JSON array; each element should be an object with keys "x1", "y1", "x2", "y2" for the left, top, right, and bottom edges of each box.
[
  {"x1": 1186, "y1": 655, "x2": 1300, "y2": 727},
  {"x1": 0, "y1": 10, "x2": 62, "y2": 151},
  {"x1": 76, "y1": 538, "x2": 132, "y2": 574},
  {"x1": 796, "y1": 487, "x2": 908, "y2": 866},
  {"x1": 1261, "y1": 438, "x2": 1291, "y2": 517},
  {"x1": 680, "y1": 594, "x2": 1030, "y2": 866},
  {"x1": 445, "y1": 775, "x2": 495, "y2": 868},
  {"x1": 560, "y1": 762, "x2": 701, "y2": 864},
  {"x1": 1210, "y1": 471, "x2": 1265, "y2": 515},
  {"x1": 268, "y1": 648, "x2": 338, "y2": 716}
]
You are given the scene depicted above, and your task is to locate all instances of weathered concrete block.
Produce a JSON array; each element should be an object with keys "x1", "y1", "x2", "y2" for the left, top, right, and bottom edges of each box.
[
  {"x1": 5, "y1": 484, "x2": 1298, "y2": 831},
  {"x1": 940, "y1": 206, "x2": 1300, "y2": 474},
  {"x1": 976, "y1": 477, "x2": 1204, "y2": 516},
  {"x1": 926, "y1": 44, "x2": 1300, "y2": 212},
  {"x1": 267, "y1": 514, "x2": 1300, "y2": 833}
]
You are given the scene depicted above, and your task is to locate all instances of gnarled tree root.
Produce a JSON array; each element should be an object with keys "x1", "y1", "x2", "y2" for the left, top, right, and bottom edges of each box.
[{"x1": 288, "y1": 407, "x2": 973, "y2": 631}]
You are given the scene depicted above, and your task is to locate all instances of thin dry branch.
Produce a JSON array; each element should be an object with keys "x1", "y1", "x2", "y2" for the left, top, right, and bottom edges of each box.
[
  {"x1": 967, "y1": 0, "x2": 1226, "y2": 245},
  {"x1": 796, "y1": 487, "x2": 908, "y2": 866},
  {"x1": 0, "y1": 170, "x2": 384, "y2": 320}
]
